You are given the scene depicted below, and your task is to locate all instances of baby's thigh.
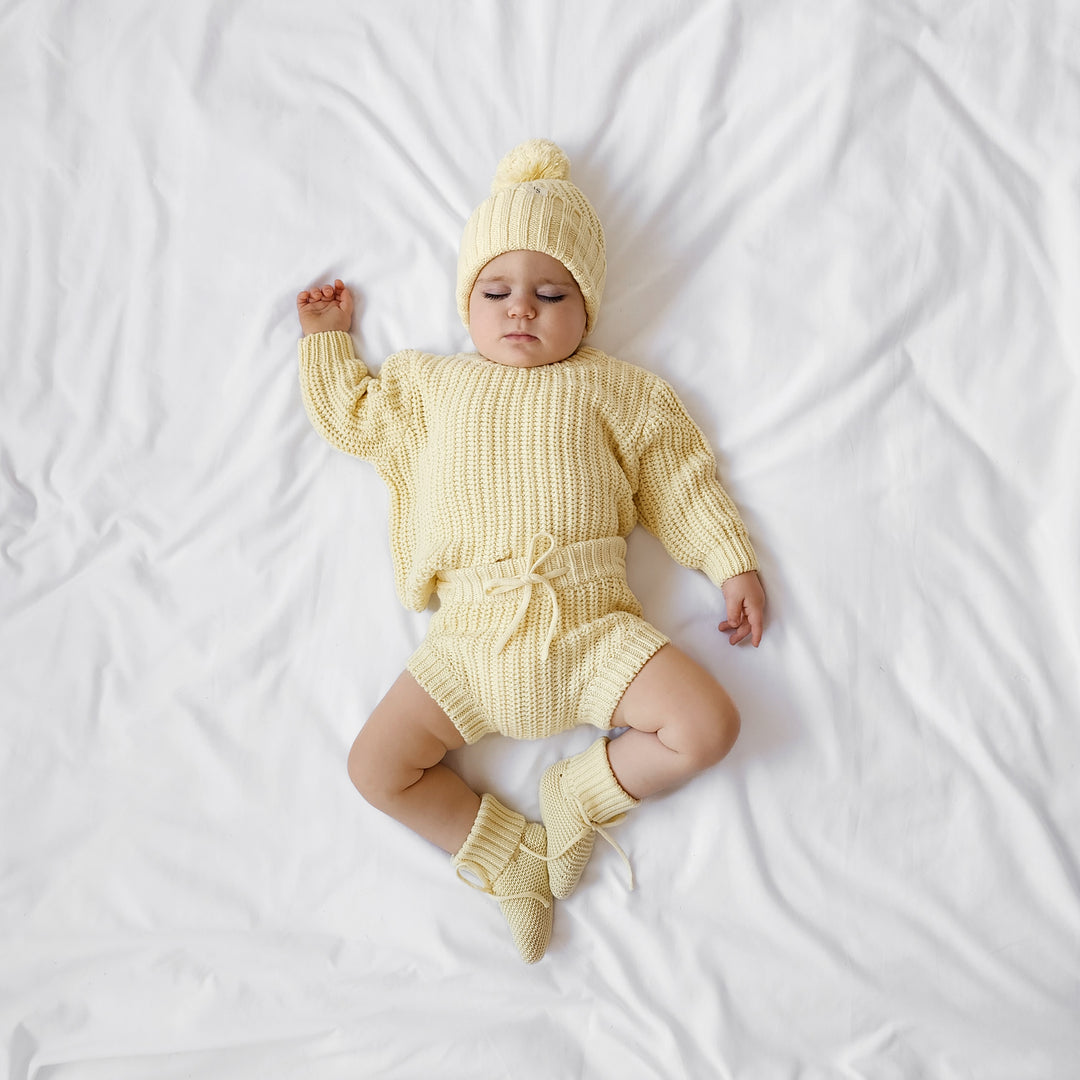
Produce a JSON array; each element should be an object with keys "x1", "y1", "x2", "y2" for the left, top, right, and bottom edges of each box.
[
  {"x1": 612, "y1": 645, "x2": 740, "y2": 756},
  {"x1": 349, "y1": 670, "x2": 466, "y2": 787}
]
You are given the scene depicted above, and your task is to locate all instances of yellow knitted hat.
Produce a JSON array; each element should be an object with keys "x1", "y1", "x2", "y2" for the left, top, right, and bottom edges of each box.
[{"x1": 457, "y1": 139, "x2": 606, "y2": 335}]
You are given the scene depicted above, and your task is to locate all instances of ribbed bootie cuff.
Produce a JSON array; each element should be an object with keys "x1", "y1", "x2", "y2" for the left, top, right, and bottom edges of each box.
[
  {"x1": 452, "y1": 793, "x2": 526, "y2": 884},
  {"x1": 567, "y1": 737, "x2": 640, "y2": 825}
]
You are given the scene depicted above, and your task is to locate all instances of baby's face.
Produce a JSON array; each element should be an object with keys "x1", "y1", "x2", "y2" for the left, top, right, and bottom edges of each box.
[{"x1": 468, "y1": 250, "x2": 587, "y2": 368}]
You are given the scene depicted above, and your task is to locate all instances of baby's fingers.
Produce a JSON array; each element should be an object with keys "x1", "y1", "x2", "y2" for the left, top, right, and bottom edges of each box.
[
  {"x1": 718, "y1": 614, "x2": 746, "y2": 646},
  {"x1": 719, "y1": 572, "x2": 766, "y2": 648},
  {"x1": 746, "y1": 606, "x2": 764, "y2": 648},
  {"x1": 336, "y1": 281, "x2": 355, "y2": 315},
  {"x1": 721, "y1": 603, "x2": 763, "y2": 646}
]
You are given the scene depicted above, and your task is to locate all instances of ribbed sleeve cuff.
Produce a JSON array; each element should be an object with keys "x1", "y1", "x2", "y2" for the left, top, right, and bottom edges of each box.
[
  {"x1": 298, "y1": 329, "x2": 357, "y2": 366},
  {"x1": 701, "y1": 531, "x2": 759, "y2": 587}
]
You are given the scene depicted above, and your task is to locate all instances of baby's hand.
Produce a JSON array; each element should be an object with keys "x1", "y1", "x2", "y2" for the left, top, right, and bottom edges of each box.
[
  {"x1": 719, "y1": 571, "x2": 766, "y2": 648},
  {"x1": 297, "y1": 279, "x2": 354, "y2": 336}
]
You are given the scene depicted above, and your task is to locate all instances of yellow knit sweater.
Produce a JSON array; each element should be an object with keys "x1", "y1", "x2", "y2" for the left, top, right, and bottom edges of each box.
[{"x1": 299, "y1": 330, "x2": 757, "y2": 611}]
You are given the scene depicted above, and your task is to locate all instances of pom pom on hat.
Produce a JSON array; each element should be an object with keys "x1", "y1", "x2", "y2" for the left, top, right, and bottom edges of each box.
[
  {"x1": 491, "y1": 139, "x2": 571, "y2": 192},
  {"x1": 457, "y1": 139, "x2": 606, "y2": 335}
]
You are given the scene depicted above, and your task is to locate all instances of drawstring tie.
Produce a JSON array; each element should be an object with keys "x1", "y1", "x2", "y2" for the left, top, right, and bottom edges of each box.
[
  {"x1": 484, "y1": 532, "x2": 569, "y2": 661},
  {"x1": 521, "y1": 795, "x2": 636, "y2": 891}
]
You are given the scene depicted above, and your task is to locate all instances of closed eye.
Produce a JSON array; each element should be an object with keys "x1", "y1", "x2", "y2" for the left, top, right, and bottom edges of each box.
[{"x1": 482, "y1": 291, "x2": 566, "y2": 303}]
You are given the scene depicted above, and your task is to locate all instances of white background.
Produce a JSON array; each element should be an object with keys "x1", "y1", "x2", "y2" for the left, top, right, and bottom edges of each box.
[{"x1": 3, "y1": 1, "x2": 1079, "y2": 1077}]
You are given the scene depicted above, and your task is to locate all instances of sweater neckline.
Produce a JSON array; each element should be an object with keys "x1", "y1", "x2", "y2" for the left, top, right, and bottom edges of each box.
[{"x1": 459, "y1": 345, "x2": 603, "y2": 374}]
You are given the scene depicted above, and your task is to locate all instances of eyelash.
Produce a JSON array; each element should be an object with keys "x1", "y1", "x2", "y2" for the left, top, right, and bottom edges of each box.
[{"x1": 483, "y1": 292, "x2": 565, "y2": 304}]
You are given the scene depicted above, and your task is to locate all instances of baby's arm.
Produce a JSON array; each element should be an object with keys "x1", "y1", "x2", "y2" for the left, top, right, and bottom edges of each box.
[{"x1": 297, "y1": 279, "x2": 354, "y2": 336}]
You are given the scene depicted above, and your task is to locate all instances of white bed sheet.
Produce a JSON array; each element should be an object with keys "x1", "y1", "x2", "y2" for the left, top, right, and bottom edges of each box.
[{"x1": 3, "y1": 1, "x2": 1080, "y2": 1077}]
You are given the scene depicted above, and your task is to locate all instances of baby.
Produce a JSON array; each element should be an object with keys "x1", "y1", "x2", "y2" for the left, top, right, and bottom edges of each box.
[{"x1": 296, "y1": 140, "x2": 765, "y2": 963}]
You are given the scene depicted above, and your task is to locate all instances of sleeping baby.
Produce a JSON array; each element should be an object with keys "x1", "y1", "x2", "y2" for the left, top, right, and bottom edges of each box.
[{"x1": 295, "y1": 139, "x2": 766, "y2": 963}]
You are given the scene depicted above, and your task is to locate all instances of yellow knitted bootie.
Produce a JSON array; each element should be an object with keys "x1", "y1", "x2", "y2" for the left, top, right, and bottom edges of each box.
[
  {"x1": 452, "y1": 793, "x2": 553, "y2": 964},
  {"x1": 539, "y1": 737, "x2": 640, "y2": 899}
]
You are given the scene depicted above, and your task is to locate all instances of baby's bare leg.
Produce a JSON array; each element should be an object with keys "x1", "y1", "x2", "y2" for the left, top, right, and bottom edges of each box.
[
  {"x1": 607, "y1": 644, "x2": 740, "y2": 800},
  {"x1": 347, "y1": 671, "x2": 481, "y2": 853}
]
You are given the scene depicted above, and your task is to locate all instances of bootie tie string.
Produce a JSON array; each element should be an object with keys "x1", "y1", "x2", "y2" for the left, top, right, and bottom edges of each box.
[
  {"x1": 455, "y1": 859, "x2": 553, "y2": 909},
  {"x1": 522, "y1": 792, "x2": 635, "y2": 891}
]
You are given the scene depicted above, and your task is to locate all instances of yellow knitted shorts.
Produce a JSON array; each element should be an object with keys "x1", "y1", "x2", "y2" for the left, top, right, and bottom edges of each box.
[{"x1": 407, "y1": 535, "x2": 669, "y2": 744}]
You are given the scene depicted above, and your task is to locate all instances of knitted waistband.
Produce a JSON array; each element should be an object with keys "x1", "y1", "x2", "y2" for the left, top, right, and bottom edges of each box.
[{"x1": 435, "y1": 535, "x2": 628, "y2": 605}]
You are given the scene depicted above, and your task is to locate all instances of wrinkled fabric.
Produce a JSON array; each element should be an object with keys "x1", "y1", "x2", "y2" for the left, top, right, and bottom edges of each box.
[{"x1": 2, "y1": 1, "x2": 1079, "y2": 1078}]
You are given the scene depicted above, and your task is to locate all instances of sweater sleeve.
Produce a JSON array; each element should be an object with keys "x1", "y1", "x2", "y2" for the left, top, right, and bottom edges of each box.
[
  {"x1": 634, "y1": 377, "x2": 758, "y2": 587},
  {"x1": 297, "y1": 330, "x2": 417, "y2": 466}
]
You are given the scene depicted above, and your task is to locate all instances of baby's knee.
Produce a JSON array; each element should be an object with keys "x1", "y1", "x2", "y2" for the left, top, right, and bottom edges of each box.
[
  {"x1": 346, "y1": 732, "x2": 391, "y2": 808},
  {"x1": 716, "y1": 697, "x2": 741, "y2": 757},
  {"x1": 689, "y1": 694, "x2": 740, "y2": 769}
]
